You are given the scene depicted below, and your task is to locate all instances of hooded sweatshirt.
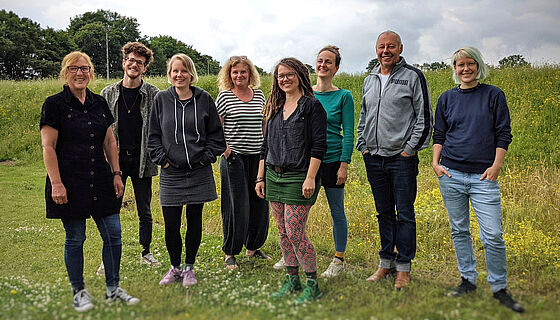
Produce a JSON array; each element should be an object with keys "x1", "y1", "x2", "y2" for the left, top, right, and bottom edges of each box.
[
  {"x1": 356, "y1": 57, "x2": 433, "y2": 157},
  {"x1": 148, "y1": 86, "x2": 226, "y2": 170}
]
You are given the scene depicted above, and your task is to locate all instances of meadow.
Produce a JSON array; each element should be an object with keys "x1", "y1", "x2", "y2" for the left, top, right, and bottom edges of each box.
[{"x1": 0, "y1": 67, "x2": 558, "y2": 319}]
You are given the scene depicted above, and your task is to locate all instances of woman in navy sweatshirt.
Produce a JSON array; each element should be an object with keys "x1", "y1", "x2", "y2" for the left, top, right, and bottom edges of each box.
[{"x1": 432, "y1": 47, "x2": 523, "y2": 313}]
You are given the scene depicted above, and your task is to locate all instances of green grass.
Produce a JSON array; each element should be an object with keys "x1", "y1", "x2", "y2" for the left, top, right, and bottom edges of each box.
[{"x1": 0, "y1": 68, "x2": 559, "y2": 319}]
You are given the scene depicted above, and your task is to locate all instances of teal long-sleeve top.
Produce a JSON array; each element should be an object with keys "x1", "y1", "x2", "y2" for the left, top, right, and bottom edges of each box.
[{"x1": 314, "y1": 89, "x2": 355, "y2": 163}]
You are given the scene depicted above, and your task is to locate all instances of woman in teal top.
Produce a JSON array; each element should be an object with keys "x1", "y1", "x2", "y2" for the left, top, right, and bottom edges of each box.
[{"x1": 313, "y1": 45, "x2": 355, "y2": 277}]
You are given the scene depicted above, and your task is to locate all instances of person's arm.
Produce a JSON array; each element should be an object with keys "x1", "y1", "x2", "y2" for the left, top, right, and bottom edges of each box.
[
  {"x1": 219, "y1": 115, "x2": 232, "y2": 159},
  {"x1": 481, "y1": 147, "x2": 507, "y2": 181},
  {"x1": 337, "y1": 91, "x2": 355, "y2": 184},
  {"x1": 147, "y1": 95, "x2": 169, "y2": 168},
  {"x1": 103, "y1": 126, "x2": 124, "y2": 198},
  {"x1": 403, "y1": 72, "x2": 432, "y2": 156},
  {"x1": 201, "y1": 95, "x2": 226, "y2": 164},
  {"x1": 41, "y1": 125, "x2": 67, "y2": 204},
  {"x1": 255, "y1": 159, "x2": 266, "y2": 199},
  {"x1": 432, "y1": 144, "x2": 450, "y2": 177},
  {"x1": 302, "y1": 157, "x2": 321, "y2": 198},
  {"x1": 356, "y1": 80, "x2": 369, "y2": 154}
]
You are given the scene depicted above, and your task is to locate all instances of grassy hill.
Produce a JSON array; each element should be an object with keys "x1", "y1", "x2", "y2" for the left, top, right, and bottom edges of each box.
[{"x1": 0, "y1": 68, "x2": 558, "y2": 319}]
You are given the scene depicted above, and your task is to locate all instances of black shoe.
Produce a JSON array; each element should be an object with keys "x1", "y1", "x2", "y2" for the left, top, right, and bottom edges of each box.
[
  {"x1": 448, "y1": 277, "x2": 477, "y2": 297},
  {"x1": 493, "y1": 289, "x2": 525, "y2": 313}
]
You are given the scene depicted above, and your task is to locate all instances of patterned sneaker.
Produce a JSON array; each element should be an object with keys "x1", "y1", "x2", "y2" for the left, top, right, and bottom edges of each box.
[
  {"x1": 273, "y1": 257, "x2": 286, "y2": 270},
  {"x1": 95, "y1": 262, "x2": 105, "y2": 276},
  {"x1": 181, "y1": 269, "x2": 198, "y2": 287},
  {"x1": 294, "y1": 279, "x2": 323, "y2": 304},
  {"x1": 321, "y1": 258, "x2": 344, "y2": 278},
  {"x1": 159, "y1": 267, "x2": 182, "y2": 285},
  {"x1": 140, "y1": 253, "x2": 161, "y2": 267},
  {"x1": 105, "y1": 287, "x2": 140, "y2": 305},
  {"x1": 72, "y1": 289, "x2": 94, "y2": 312},
  {"x1": 271, "y1": 274, "x2": 302, "y2": 299}
]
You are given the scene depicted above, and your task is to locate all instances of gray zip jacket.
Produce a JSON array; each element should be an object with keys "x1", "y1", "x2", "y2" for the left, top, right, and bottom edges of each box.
[
  {"x1": 100, "y1": 80, "x2": 159, "y2": 178},
  {"x1": 356, "y1": 57, "x2": 432, "y2": 156}
]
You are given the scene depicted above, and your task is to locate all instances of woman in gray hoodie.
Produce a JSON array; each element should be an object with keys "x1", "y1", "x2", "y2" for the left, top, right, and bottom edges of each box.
[{"x1": 148, "y1": 53, "x2": 225, "y2": 287}]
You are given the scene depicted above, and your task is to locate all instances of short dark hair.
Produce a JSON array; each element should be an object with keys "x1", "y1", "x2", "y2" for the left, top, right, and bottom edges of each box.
[{"x1": 121, "y1": 42, "x2": 154, "y2": 67}]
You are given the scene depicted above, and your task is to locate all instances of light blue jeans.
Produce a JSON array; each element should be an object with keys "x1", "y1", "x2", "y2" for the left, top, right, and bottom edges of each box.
[
  {"x1": 324, "y1": 187, "x2": 348, "y2": 253},
  {"x1": 438, "y1": 167, "x2": 508, "y2": 292}
]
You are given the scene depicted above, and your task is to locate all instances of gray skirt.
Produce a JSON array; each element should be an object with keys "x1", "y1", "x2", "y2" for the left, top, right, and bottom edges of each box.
[{"x1": 159, "y1": 164, "x2": 218, "y2": 206}]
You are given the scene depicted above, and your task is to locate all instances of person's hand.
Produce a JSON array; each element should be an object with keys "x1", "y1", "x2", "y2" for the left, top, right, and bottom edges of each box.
[
  {"x1": 336, "y1": 164, "x2": 348, "y2": 185},
  {"x1": 432, "y1": 163, "x2": 451, "y2": 178},
  {"x1": 302, "y1": 178, "x2": 315, "y2": 199},
  {"x1": 51, "y1": 182, "x2": 68, "y2": 204},
  {"x1": 114, "y1": 175, "x2": 124, "y2": 198},
  {"x1": 401, "y1": 150, "x2": 412, "y2": 157},
  {"x1": 223, "y1": 146, "x2": 231, "y2": 159},
  {"x1": 480, "y1": 165, "x2": 501, "y2": 181},
  {"x1": 255, "y1": 181, "x2": 265, "y2": 199},
  {"x1": 163, "y1": 162, "x2": 170, "y2": 168},
  {"x1": 362, "y1": 150, "x2": 369, "y2": 155}
]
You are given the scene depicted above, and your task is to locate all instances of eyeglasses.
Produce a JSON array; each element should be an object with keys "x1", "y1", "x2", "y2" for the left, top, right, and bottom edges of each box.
[
  {"x1": 67, "y1": 66, "x2": 91, "y2": 73},
  {"x1": 277, "y1": 72, "x2": 296, "y2": 80},
  {"x1": 124, "y1": 57, "x2": 146, "y2": 66}
]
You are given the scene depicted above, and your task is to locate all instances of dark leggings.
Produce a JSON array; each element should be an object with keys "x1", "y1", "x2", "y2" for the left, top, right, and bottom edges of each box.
[{"x1": 162, "y1": 204, "x2": 203, "y2": 266}]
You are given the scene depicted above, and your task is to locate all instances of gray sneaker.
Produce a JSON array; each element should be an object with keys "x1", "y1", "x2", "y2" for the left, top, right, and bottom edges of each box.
[
  {"x1": 321, "y1": 258, "x2": 344, "y2": 278},
  {"x1": 72, "y1": 289, "x2": 94, "y2": 312},
  {"x1": 105, "y1": 287, "x2": 140, "y2": 305},
  {"x1": 95, "y1": 262, "x2": 105, "y2": 276},
  {"x1": 273, "y1": 257, "x2": 286, "y2": 270},
  {"x1": 140, "y1": 253, "x2": 161, "y2": 267}
]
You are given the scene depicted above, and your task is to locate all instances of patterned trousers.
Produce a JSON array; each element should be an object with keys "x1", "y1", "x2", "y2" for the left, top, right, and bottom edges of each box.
[{"x1": 271, "y1": 201, "x2": 316, "y2": 273}]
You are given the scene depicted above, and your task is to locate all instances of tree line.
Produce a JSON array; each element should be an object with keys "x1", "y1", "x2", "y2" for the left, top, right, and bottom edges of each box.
[{"x1": 0, "y1": 9, "x2": 224, "y2": 80}]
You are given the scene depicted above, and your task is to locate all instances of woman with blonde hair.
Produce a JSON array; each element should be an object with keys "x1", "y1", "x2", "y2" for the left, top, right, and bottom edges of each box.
[
  {"x1": 40, "y1": 51, "x2": 139, "y2": 312},
  {"x1": 148, "y1": 53, "x2": 226, "y2": 287},
  {"x1": 433, "y1": 46, "x2": 523, "y2": 312},
  {"x1": 255, "y1": 57, "x2": 327, "y2": 304},
  {"x1": 216, "y1": 56, "x2": 270, "y2": 269}
]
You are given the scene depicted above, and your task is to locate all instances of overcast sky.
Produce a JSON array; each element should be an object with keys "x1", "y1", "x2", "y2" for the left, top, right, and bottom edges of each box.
[{"x1": 2, "y1": 0, "x2": 560, "y2": 73}]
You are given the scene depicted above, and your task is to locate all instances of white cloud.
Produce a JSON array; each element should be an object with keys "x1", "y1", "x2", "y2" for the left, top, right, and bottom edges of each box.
[{"x1": 1, "y1": 0, "x2": 559, "y2": 72}]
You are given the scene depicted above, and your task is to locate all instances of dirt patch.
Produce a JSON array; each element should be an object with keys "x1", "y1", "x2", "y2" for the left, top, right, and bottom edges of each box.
[{"x1": 0, "y1": 160, "x2": 16, "y2": 166}]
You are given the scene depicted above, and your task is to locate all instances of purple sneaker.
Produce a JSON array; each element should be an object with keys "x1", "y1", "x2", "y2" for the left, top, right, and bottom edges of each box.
[
  {"x1": 159, "y1": 267, "x2": 182, "y2": 285},
  {"x1": 181, "y1": 269, "x2": 197, "y2": 287}
]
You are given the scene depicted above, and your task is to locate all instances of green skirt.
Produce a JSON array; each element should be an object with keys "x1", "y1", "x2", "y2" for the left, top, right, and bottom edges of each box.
[{"x1": 265, "y1": 167, "x2": 321, "y2": 205}]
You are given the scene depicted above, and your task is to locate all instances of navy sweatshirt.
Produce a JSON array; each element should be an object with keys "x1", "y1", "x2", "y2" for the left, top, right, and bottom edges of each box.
[{"x1": 433, "y1": 83, "x2": 512, "y2": 174}]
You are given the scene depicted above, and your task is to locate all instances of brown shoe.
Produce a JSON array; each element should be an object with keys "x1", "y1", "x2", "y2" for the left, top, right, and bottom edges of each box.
[
  {"x1": 366, "y1": 267, "x2": 396, "y2": 282},
  {"x1": 394, "y1": 271, "x2": 410, "y2": 289}
]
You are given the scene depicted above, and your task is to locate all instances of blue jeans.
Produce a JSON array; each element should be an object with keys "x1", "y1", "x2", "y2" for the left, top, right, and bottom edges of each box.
[
  {"x1": 324, "y1": 187, "x2": 348, "y2": 253},
  {"x1": 363, "y1": 153, "x2": 418, "y2": 272},
  {"x1": 62, "y1": 214, "x2": 122, "y2": 290},
  {"x1": 438, "y1": 168, "x2": 507, "y2": 292}
]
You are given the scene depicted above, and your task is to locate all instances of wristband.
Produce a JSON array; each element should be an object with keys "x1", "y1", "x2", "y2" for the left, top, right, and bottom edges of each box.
[
  {"x1": 255, "y1": 178, "x2": 265, "y2": 183},
  {"x1": 112, "y1": 170, "x2": 122, "y2": 177}
]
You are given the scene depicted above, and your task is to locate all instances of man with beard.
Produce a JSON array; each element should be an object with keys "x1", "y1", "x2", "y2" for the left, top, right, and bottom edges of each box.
[
  {"x1": 356, "y1": 30, "x2": 432, "y2": 289},
  {"x1": 98, "y1": 42, "x2": 161, "y2": 273}
]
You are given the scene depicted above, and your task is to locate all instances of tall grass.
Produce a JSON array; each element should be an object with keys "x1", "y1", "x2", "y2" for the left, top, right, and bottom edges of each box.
[{"x1": 0, "y1": 68, "x2": 559, "y2": 319}]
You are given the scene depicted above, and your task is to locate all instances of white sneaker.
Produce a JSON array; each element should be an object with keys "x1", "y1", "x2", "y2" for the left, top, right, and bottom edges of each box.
[
  {"x1": 140, "y1": 253, "x2": 161, "y2": 267},
  {"x1": 105, "y1": 286, "x2": 140, "y2": 305},
  {"x1": 321, "y1": 258, "x2": 344, "y2": 278},
  {"x1": 95, "y1": 262, "x2": 105, "y2": 276},
  {"x1": 72, "y1": 289, "x2": 94, "y2": 312},
  {"x1": 273, "y1": 257, "x2": 286, "y2": 270}
]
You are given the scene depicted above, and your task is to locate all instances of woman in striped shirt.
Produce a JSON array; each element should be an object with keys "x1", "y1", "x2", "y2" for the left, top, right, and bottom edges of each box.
[{"x1": 216, "y1": 56, "x2": 270, "y2": 269}]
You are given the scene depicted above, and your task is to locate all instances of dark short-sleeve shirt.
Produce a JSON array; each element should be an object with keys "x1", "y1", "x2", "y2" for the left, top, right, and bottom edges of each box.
[{"x1": 40, "y1": 85, "x2": 120, "y2": 219}]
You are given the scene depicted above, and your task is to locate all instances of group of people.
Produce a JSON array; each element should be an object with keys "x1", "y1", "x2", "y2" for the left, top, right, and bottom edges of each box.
[{"x1": 40, "y1": 30, "x2": 523, "y2": 313}]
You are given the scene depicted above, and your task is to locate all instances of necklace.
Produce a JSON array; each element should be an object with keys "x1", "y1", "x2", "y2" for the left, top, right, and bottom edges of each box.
[{"x1": 120, "y1": 85, "x2": 140, "y2": 114}]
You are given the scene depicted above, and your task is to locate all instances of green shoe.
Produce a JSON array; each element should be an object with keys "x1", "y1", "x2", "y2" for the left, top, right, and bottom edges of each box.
[
  {"x1": 294, "y1": 279, "x2": 323, "y2": 304},
  {"x1": 271, "y1": 274, "x2": 302, "y2": 298}
]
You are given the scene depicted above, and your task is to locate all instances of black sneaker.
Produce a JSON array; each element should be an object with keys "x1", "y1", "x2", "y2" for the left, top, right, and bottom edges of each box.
[
  {"x1": 448, "y1": 277, "x2": 477, "y2": 297},
  {"x1": 493, "y1": 289, "x2": 525, "y2": 313}
]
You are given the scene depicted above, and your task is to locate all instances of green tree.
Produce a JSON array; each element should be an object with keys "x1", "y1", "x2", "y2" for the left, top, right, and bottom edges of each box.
[
  {"x1": 305, "y1": 63, "x2": 315, "y2": 74},
  {"x1": 68, "y1": 10, "x2": 141, "y2": 78},
  {"x1": 146, "y1": 35, "x2": 219, "y2": 76},
  {"x1": 366, "y1": 58, "x2": 379, "y2": 73},
  {"x1": 499, "y1": 54, "x2": 530, "y2": 68}
]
